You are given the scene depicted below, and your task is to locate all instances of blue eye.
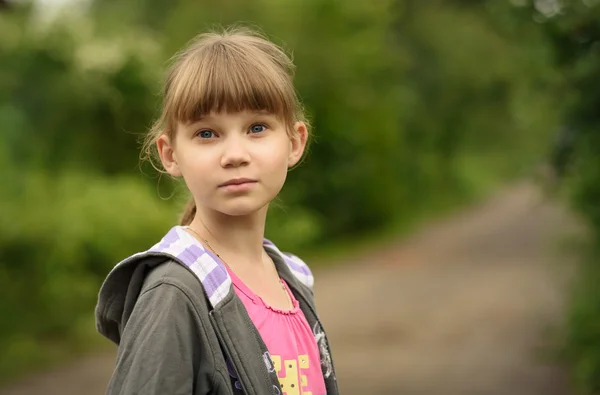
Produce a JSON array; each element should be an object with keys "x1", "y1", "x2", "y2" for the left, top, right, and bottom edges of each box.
[
  {"x1": 250, "y1": 124, "x2": 266, "y2": 134},
  {"x1": 197, "y1": 130, "x2": 214, "y2": 139}
]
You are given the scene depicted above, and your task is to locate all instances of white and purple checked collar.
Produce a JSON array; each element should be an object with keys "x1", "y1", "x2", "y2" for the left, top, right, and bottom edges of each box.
[{"x1": 117, "y1": 226, "x2": 314, "y2": 308}]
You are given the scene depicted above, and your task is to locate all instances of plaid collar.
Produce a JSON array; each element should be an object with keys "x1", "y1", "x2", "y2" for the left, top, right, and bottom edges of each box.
[{"x1": 134, "y1": 226, "x2": 314, "y2": 308}]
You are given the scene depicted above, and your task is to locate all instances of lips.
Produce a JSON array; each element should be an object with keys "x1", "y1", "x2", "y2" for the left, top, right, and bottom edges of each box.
[{"x1": 218, "y1": 178, "x2": 257, "y2": 187}]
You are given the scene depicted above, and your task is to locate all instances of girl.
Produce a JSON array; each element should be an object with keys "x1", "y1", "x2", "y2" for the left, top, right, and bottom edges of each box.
[{"x1": 95, "y1": 27, "x2": 338, "y2": 395}]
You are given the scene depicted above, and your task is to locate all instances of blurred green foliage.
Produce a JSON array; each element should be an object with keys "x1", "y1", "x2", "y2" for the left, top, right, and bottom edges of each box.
[
  {"x1": 526, "y1": 2, "x2": 600, "y2": 393},
  {"x1": 0, "y1": 0, "x2": 573, "y2": 382}
]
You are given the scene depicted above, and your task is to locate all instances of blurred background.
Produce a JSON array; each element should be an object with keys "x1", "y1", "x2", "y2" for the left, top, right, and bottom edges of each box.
[{"x1": 1, "y1": 0, "x2": 600, "y2": 394}]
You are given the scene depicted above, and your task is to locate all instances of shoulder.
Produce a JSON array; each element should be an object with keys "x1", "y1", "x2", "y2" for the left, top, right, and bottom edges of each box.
[
  {"x1": 281, "y1": 252, "x2": 315, "y2": 290},
  {"x1": 263, "y1": 240, "x2": 315, "y2": 290},
  {"x1": 108, "y1": 260, "x2": 223, "y2": 395},
  {"x1": 140, "y1": 259, "x2": 211, "y2": 313}
]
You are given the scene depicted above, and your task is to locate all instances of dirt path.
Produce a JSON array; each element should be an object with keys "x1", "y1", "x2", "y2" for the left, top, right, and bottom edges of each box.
[{"x1": 0, "y1": 181, "x2": 578, "y2": 395}]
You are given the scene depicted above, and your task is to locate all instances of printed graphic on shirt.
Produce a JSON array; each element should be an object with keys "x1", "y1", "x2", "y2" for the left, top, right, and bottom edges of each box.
[
  {"x1": 312, "y1": 322, "x2": 333, "y2": 379},
  {"x1": 264, "y1": 351, "x2": 276, "y2": 373},
  {"x1": 271, "y1": 354, "x2": 322, "y2": 395}
]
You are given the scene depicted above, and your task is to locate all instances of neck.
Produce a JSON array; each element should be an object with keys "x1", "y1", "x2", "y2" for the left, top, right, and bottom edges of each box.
[{"x1": 187, "y1": 205, "x2": 269, "y2": 267}]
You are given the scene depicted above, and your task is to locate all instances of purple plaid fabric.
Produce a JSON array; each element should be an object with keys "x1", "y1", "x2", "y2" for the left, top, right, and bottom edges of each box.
[{"x1": 117, "y1": 226, "x2": 314, "y2": 308}]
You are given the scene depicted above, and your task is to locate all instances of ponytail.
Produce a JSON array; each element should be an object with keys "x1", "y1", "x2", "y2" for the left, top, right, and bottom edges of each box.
[{"x1": 179, "y1": 198, "x2": 196, "y2": 226}]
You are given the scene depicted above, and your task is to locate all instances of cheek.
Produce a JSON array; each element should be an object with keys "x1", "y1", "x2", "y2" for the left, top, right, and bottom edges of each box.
[
  {"x1": 264, "y1": 134, "x2": 291, "y2": 162},
  {"x1": 177, "y1": 149, "x2": 214, "y2": 187},
  {"x1": 260, "y1": 140, "x2": 290, "y2": 172},
  {"x1": 262, "y1": 149, "x2": 291, "y2": 192}
]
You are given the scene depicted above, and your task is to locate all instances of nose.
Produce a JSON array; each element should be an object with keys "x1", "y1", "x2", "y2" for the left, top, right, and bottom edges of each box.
[{"x1": 220, "y1": 134, "x2": 251, "y2": 168}]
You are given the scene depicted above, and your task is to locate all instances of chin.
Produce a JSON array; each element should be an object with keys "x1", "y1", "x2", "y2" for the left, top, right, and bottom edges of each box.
[{"x1": 214, "y1": 199, "x2": 270, "y2": 217}]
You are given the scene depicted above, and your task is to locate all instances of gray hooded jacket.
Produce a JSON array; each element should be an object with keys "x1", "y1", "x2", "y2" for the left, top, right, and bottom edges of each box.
[{"x1": 95, "y1": 226, "x2": 339, "y2": 395}]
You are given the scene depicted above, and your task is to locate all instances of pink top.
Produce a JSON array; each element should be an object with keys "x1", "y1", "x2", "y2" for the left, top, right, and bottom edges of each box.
[{"x1": 226, "y1": 267, "x2": 326, "y2": 395}]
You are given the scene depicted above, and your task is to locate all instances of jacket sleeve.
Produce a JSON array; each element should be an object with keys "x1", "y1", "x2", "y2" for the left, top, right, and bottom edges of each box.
[{"x1": 106, "y1": 282, "x2": 213, "y2": 395}]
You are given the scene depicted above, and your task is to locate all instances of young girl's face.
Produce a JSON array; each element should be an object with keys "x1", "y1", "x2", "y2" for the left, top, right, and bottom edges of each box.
[{"x1": 159, "y1": 110, "x2": 307, "y2": 217}]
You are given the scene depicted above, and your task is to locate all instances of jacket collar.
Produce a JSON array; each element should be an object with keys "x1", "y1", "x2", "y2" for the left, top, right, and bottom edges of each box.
[{"x1": 141, "y1": 226, "x2": 315, "y2": 309}]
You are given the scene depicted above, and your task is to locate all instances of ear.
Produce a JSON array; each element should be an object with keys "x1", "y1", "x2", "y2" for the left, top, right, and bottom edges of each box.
[
  {"x1": 288, "y1": 121, "x2": 308, "y2": 168},
  {"x1": 157, "y1": 134, "x2": 182, "y2": 177}
]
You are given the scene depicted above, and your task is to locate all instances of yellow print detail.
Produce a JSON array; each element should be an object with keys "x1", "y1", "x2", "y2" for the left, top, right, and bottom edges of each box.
[{"x1": 271, "y1": 354, "x2": 312, "y2": 395}]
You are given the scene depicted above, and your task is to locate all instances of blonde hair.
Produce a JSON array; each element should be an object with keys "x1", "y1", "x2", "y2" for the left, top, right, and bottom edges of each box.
[{"x1": 141, "y1": 26, "x2": 309, "y2": 226}]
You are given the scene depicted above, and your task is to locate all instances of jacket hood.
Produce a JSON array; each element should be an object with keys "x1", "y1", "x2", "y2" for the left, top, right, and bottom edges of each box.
[{"x1": 95, "y1": 226, "x2": 314, "y2": 344}]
